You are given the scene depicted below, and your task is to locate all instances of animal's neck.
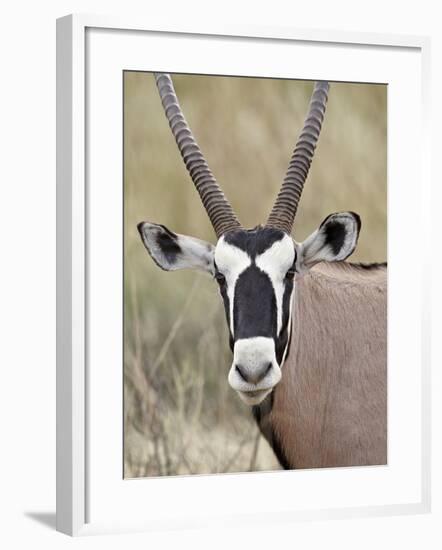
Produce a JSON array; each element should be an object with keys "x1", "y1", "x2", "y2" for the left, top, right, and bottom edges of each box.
[{"x1": 253, "y1": 260, "x2": 387, "y2": 470}]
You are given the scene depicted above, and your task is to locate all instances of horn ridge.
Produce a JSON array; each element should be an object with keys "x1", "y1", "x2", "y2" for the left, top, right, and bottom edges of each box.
[
  {"x1": 154, "y1": 73, "x2": 241, "y2": 238},
  {"x1": 267, "y1": 81, "x2": 330, "y2": 234}
]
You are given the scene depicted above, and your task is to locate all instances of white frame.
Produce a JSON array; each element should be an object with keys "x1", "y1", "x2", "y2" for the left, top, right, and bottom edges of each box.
[{"x1": 56, "y1": 14, "x2": 431, "y2": 536}]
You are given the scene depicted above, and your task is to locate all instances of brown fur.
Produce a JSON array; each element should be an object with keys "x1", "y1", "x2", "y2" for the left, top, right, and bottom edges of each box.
[{"x1": 258, "y1": 261, "x2": 387, "y2": 469}]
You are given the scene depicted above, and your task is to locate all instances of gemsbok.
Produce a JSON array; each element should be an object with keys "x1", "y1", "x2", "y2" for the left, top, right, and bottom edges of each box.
[{"x1": 137, "y1": 74, "x2": 387, "y2": 469}]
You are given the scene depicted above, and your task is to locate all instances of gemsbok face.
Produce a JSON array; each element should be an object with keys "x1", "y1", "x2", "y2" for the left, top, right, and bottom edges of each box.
[{"x1": 138, "y1": 74, "x2": 361, "y2": 406}]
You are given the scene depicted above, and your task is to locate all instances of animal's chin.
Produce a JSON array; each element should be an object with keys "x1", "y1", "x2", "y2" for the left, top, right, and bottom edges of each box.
[{"x1": 237, "y1": 388, "x2": 272, "y2": 406}]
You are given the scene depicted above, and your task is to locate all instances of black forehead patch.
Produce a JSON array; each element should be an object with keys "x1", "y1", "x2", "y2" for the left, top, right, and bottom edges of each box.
[
  {"x1": 224, "y1": 226, "x2": 287, "y2": 258},
  {"x1": 233, "y1": 266, "x2": 277, "y2": 340}
]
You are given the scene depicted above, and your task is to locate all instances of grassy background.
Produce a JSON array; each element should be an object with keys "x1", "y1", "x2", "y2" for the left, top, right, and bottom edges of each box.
[{"x1": 124, "y1": 72, "x2": 387, "y2": 477}]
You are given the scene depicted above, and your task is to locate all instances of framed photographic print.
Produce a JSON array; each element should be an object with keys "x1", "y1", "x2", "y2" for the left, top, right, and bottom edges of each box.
[{"x1": 56, "y1": 14, "x2": 431, "y2": 536}]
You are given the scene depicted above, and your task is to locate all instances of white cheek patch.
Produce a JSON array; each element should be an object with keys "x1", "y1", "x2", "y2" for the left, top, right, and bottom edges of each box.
[
  {"x1": 214, "y1": 237, "x2": 251, "y2": 335},
  {"x1": 255, "y1": 235, "x2": 295, "y2": 335}
]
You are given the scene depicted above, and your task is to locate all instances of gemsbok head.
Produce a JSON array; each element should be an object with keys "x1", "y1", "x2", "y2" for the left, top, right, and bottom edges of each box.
[{"x1": 138, "y1": 74, "x2": 361, "y2": 407}]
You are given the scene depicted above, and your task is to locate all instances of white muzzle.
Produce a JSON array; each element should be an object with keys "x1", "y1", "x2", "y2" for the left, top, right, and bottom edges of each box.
[{"x1": 228, "y1": 337, "x2": 282, "y2": 405}]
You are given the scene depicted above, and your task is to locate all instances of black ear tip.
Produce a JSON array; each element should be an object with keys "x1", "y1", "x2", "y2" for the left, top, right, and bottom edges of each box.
[
  {"x1": 349, "y1": 212, "x2": 362, "y2": 232},
  {"x1": 137, "y1": 222, "x2": 145, "y2": 236}
]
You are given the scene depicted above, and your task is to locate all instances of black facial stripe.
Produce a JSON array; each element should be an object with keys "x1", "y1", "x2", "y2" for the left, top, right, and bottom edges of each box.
[
  {"x1": 275, "y1": 278, "x2": 294, "y2": 364},
  {"x1": 218, "y1": 281, "x2": 232, "y2": 347},
  {"x1": 214, "y1": 260, "x2": 231, "y2": 344},
  {"x1": 233, "y1": 266, "x2": 277, "y2": 341}
]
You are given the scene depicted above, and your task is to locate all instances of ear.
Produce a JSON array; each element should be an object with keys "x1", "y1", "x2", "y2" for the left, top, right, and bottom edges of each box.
[
  {"x1": 296, "y1": 212, "x2": 361, "y2": 273},
  {"x1": 137, "y1": 222, "x2": 215, "y2": 275}
]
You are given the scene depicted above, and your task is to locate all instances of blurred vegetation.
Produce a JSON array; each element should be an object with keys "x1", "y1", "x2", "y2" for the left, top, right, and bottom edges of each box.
[{"x1": 124, "y1": 72, "x2": 387, "y2": 478}]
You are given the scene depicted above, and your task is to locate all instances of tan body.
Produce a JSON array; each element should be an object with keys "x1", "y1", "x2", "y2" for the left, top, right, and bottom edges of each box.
[{"x1": 257, "y1": 261, "x2": 387, "y2": 469}]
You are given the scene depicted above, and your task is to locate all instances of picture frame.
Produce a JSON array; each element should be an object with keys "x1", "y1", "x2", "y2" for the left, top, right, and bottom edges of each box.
[{"x1": 56, "y1": 13, "x2": 431, "y2": 536}]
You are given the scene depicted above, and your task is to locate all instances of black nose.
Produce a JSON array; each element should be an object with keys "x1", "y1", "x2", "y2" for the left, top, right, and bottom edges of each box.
[{"x1": 235, "y1": 362, "x2": 272, "y2": 385}]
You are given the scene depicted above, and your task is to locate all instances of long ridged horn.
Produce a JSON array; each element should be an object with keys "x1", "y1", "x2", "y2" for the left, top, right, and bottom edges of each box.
[
  {"x1": 154, "y1": 73, "x2": 242, "y2": 239},
  {"x1": 266, "y1": 81, "x2": 330, "y2": 234}
]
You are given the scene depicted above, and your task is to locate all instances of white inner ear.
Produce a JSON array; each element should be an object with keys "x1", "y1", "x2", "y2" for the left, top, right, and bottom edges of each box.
[
  {"x1": 139, "y1": 222, "x2": 215, "y2": 274},
  {"x1": 296, "y1": 213, "x2": 359, "y2": 273}
]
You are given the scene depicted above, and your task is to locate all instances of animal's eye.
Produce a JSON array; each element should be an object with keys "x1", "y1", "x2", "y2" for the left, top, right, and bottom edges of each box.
[
  {"x1": 285, "y1": 269, "x2": 295, "y2": 281},
  {"x1": 215, "y1": 272, "x2": 226, "y2": 285}
]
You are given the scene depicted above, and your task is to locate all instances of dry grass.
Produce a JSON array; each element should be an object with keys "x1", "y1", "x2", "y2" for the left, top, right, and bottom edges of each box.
[{"x1": 123, "y1": 72, "x2": 387, "y2": 478}]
